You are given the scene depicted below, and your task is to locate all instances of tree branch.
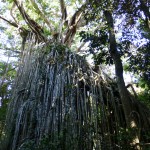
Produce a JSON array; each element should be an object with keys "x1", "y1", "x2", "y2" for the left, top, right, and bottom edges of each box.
[
  {"x1": 0, "y1": 48, "x2": 21, "y2": 54},
  {"x1": 77, "y1": 42, "x2": 86, "y2": 52},
  {"x1": 0, "y1": 15, "x2": 18, "y2": 28},
  {"x1": 64, "y1": 4, "x2": 86, "y2": 46},
  {"x1": 126, "y1": 84, "x2": 138, "y2": 98},
  {"x1": 59, "y1": 0, "x2": 67, "y2": 21},
  {"x1": 30, "y1": 0, "x2": 53, "y2": 31},
  {"x1": 14, "y1": 0, "x2": 46, "y2": 42},
  {"x1": 10, "y1": 2, "x2": 18, "y2": 24}
]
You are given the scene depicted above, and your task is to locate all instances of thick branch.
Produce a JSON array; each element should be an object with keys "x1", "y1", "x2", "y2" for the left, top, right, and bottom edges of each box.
[
  {"x1": 14, "y1": 0, "x2": 46, "y2": 42},
  {"x1": 0, "y1": 14, "x2": 29, "y2": 51},
  {"x1": 64, "y1": 4, "x2": 85, "y2": 46},
  {"x1": 30, "y1": 0, "x2": 53, "y2": 31},
  {"x1": 59, "y1": 0, "x2": 67, "y2": 20}
]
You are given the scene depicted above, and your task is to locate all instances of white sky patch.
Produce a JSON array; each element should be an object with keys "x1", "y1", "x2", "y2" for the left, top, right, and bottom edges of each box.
[
  {"x1": 86, "y1": 54, "x2": 94, "y2": 65},
  {"x1": 0, "y1": 49, "x2": 11, "y2": 62}
]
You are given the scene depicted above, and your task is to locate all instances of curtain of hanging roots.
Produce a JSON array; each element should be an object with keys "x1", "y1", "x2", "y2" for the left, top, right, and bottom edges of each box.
[{"x1": 1, "y1": 41, "x2": 150, "y2": 150}]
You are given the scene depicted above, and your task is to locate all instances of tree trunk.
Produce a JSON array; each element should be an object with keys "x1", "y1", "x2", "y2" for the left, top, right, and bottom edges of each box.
[{"x1": 104, "y1": 11, "x2": 132, "y2": 126}]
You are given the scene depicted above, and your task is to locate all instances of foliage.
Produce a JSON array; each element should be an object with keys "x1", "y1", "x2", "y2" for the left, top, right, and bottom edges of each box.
[
  {"x1": 0, "y1": 61, "x2": 17, "y2": 99},
  {"x1": 80, "y1": 0, "x2": 150, "y2": 97},
  {"x1": 0, "y1": 99, "x2": 9, "y2": 135},
  {"x1": 116, "y1": 0, "x2": 150, "y2": 92},
  {"x1": 80, "y1": 29, "x2": 114, "y2": 65},
  {"x1": 0, "y1": 27, "x2": 18, "y2": 139},
  {"x1": 0, "y1": 61, "x2": 17, "y2": 140},
  {"x1": 138, "y1": 91, "x2": 150, "y2": 108}
]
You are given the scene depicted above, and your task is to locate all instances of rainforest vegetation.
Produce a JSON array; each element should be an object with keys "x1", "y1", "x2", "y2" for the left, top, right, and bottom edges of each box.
[{"x1": 0, "y1": 0, "x2": 150, "y2": 149}]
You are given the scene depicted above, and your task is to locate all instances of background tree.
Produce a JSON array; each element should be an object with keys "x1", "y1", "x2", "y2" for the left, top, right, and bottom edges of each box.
[{"x1": 0, "y1": 18, "x2": 19, "y2": 134}]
